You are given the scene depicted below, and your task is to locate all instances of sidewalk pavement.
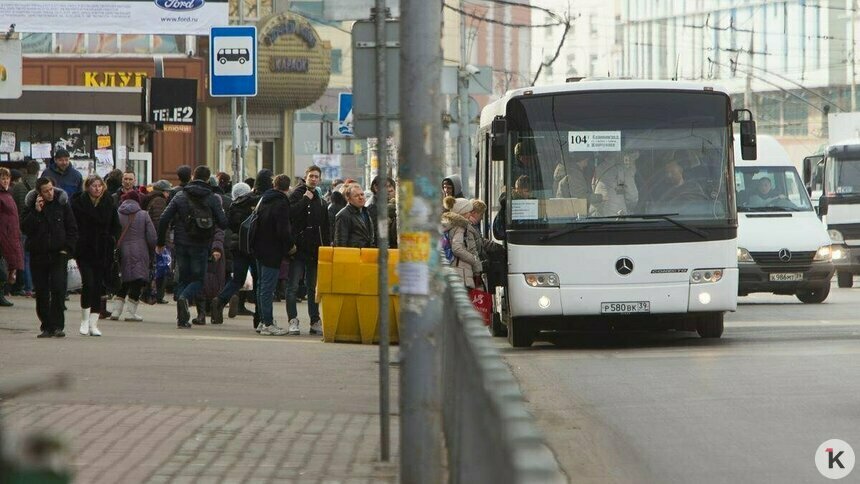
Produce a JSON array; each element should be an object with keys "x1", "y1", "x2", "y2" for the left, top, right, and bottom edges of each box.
[{"x1": 0, "y1": 294, "x2": 399, "y2": 484}]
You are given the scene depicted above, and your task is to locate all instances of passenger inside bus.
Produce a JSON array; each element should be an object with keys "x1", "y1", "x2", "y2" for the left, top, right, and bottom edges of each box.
[
  {"x1": 512, "y1": 141, "x2": 544, "y2": 192},
  {"x1": 656, "y1": 161, "x2": 707, "y2": 202}
]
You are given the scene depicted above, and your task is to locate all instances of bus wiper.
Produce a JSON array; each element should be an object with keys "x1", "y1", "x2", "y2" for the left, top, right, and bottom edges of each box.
[
  {"x1": 539, "y1": 222, "x2": 611, "y2": 241},
  {"x1": 613, "y1": 213, "x2": 709, "y2": 239}
]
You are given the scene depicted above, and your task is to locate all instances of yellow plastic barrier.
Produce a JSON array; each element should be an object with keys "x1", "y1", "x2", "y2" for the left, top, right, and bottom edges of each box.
[{"x1": 317, "y1": 247, "x2": 399, "y2": 344}]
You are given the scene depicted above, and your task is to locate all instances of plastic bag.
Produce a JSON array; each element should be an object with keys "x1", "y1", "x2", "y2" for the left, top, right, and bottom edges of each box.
[
  {"x1": 469, "y1": 288, "x2": 492, "y2": 326},
  {"x1": 66, "y1": 259, "x2": 82, "y2": 291}
]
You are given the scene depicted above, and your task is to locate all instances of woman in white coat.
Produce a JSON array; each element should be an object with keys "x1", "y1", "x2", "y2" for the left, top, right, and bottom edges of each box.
[{"x1": 442, "y1": 196, "x2": 483, "y2": 289}]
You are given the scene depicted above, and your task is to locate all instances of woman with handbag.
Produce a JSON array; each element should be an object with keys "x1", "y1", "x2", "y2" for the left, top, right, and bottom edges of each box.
[
  {"x1": 70, "y1": 175, "x2": 120, "y2": 336},
  {"x1": 441, "y1": 196, "x2": 483, "y2": 289},
  {"x1": 110, "y1": 190, "x2": 156, "y2": 322}
]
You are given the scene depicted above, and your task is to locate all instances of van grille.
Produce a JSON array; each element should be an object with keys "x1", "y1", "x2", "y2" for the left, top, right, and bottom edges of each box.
[{"x1": 749, "y1": 251, "x2": 816, "y2": 271}]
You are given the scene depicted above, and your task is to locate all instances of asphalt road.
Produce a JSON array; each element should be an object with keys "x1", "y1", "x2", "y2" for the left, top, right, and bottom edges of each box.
[{"x1": 500, "y1": 282, "x2": 860, "y2": 484}]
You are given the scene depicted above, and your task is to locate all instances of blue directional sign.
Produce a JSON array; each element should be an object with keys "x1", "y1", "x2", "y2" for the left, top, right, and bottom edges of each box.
[
  {"x1": 337, "y1": 92, "x2": 353, "y2": 137},
  {"x1": 209, "y1": 26, "x2": 257, "y2": 97}
]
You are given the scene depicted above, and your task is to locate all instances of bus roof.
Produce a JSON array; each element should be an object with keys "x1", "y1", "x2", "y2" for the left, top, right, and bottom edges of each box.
[{"x1": 479, "y1": 79, "x2": 730, "y2": 127}]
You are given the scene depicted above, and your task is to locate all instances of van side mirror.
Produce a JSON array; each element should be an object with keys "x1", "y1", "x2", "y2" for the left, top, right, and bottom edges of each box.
[
  {"x1": 819, "y1": 196, "x2": 829, "y2": 216},
  {"x1": 490, "y1": 116, "x2": 507, "y2": 161},
  {"x1": 802, "y1": 157, "x2": 813, "y2": 184},
  {"x1": 733, "y1": 109, "x2": 757, "y2": 160}
]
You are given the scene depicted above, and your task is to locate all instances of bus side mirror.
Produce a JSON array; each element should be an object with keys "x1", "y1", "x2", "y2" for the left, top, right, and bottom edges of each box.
[
  {"x1": 734, "y1": 109, "x2": 757, "y2": 160},
  {"x1": 491, "y1": 117, "x2": 507, "y2": 161}
]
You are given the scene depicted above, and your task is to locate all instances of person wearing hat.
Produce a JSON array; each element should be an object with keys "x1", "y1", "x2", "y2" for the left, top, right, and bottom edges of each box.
[
  {"x1": 442, "y1": 196, "x2": 483, "y2": 289},
  {"x1": 512, "y1": 140, "x2": 544, "y2": 193},
  {"x1": 70, "y1": 174, "x2": 121, "y2": 336},
  {"x1": 41, "y1": 148, "x2": 83, "y2": 197},
  {"x1": 142, "y1": 179, "x2": 172, "y2": 304},
  {"x1": 110, "y1": 189, "x2": 156, "y2": 323}
]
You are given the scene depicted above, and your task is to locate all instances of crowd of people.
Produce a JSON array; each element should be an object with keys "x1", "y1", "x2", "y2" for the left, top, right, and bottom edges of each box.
[{"x1": 0, "y1": 148, "x2": 400, "y2": 338}]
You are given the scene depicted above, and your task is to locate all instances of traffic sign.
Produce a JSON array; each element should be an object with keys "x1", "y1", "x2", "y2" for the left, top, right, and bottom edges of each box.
[
  {"x1": 338, "y1": 92, "x2": 354, "y2": 137},
  {"x1": 209, "y1": 26, "x2": 257, "y2": 97}
]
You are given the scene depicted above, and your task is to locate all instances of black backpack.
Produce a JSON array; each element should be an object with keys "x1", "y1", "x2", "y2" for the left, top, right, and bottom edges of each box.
[
  {"x1": 238, "y1": 198, "x2": 264, "y2": 256},
  {"x1": 185, "y1": 195, "x2": 215, "y2": 242}
]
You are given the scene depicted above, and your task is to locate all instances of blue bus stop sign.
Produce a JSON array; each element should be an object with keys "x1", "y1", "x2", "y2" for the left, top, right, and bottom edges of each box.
[
  {"x1": 338, "y1": 92, "x2": 353, "y2": 137},
  {"x1": 209, "y1": 26, "x2": 257, "y2": 97}
]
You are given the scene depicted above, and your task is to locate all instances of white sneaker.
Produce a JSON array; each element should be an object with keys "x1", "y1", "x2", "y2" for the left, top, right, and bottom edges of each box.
[
  {"x1": 287, "y1": 318, "x2": 300, "y2": 335},
  {"x1": 309, "y1": 319, "x2": 322, "y2": 335},
  {"x1": 255, "y1": 322, "x2": 264, "y2": 333},
  {"x1": 260, "y1": 323, "x2": 288, "y2": 336}
]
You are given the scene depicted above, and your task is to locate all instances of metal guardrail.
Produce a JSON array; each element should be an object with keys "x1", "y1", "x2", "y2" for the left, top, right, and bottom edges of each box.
[{"x1": 440, "y1": 271, "x2": 567, "y2": 484}]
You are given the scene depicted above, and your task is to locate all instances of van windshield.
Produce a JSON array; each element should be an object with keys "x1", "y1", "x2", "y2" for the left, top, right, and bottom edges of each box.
[{"x1": 735, "y1": 166, "x2": 813, "y2": 212}]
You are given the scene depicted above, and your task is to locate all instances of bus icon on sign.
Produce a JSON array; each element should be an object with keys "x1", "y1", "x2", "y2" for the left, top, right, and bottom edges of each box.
[{"x1": 217, "y1": 48, "x2": 250, "y2": 65}]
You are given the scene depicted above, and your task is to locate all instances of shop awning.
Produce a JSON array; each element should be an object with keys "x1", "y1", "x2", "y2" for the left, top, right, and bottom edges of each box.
[{"x1": 0, "y1": 86, "x2": 142, "y2": 122}]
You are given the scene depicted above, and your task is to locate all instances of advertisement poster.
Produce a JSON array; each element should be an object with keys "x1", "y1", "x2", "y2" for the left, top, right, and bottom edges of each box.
[
  {"x1": 0, "y1": 0, "x2": 228, "y2": 35},
  {"x1": 0, "y1": 132, "x2": 15, "y2": 153},
  {"x1": 313, "y1": 154, "x2": 342, "y2": 181},
  {"x1": 56, "y1": 129, "x2": 89, "y2": 159},
  {"x1": 94, "y1": 150, "x2": 114, "y2": 177},
  {"x1": 31, "y1": 143, "x2": 52, "y2": 159},
  {"x1": 19, "y1": 141, "x2": 31, "y2": 157},
  {"x1": 96, "y1": 125, "x2": 110, "y2": 136},
  {"x1": 72, "y1": 159, "x2": 93, "y2": 176},
  {"x1": 97, "y1": 136, "x2": 112, "y2": 149}
]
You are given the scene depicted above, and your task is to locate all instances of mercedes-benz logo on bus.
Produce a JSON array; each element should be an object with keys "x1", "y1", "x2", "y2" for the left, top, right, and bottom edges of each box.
[
  {"x1": 779, "y1": 248, "x2": 792, "y2": 262},
  {"x1": 615, "y1": 257, "x2": 634, "y2": 275}
]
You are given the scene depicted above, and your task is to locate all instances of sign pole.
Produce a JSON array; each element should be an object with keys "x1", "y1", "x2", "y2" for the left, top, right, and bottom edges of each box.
[
  {"x1": 231, "y1": 97, "x2": 240, "y2": 181},
  {"x1": 373, "y1": 0, "x2": 391, "y2": 464},
  {"x1": 239, "y1": 3, "x2": 248, "y2": 179},
  {"x1": 399, "y1": 0, "x2": 444, "y2": 481}
]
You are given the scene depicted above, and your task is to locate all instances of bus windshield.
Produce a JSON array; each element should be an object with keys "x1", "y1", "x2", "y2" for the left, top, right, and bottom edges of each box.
[
  {"x1": 504, "y1": 91, "x2": 731, "y2": 228},
  {"x1": 825, "y1": 157, "x2": 860, "y2": 196},
  {"x1": 735, "y1": 166, "x2": 813, "y2": 212}
]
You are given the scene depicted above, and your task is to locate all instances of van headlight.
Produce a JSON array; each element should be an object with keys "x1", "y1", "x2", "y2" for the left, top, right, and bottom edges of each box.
[
  {"x1": 737, "y1": 247, "x2": 754, "y2": 262},
  {"x1": 828, "y1": 229, "x2": 844, "y2": 243},
  {"x1": 813, "y1": 245, "x2": 832, "y2": 262},
  {"x1": 524, "y1": 273, "x2": 559, "y2": 287},
  {"x1": 691, "y1": 269, "x2": 723, "y2": 284}
]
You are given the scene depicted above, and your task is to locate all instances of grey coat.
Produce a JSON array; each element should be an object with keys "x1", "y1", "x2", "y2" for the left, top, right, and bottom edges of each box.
[{"x1": 118, "y1": 200, "x2": 157, "y2": 282}]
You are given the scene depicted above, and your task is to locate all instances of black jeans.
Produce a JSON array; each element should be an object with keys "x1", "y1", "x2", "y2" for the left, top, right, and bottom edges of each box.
[
  {"x1": 31, "y1": 256, "x2": 67, "y2": 333},
  {"x1": 78, "y1": 261, "x2": 107, "y2": 310},
  {"x1": 117, "y1": 279, "x2": 146, "y2": 302}
]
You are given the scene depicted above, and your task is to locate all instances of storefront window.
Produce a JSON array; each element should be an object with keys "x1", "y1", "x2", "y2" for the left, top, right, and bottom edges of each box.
[
  {"x1": 88, "y1": 34, "x2": 119, "y2": 54},
  {"x1": 152, "y1": 35, "x2": 185, "y2": 54},
  {"x1": 230, "y1": 0, "x2": 272, "y2": 20},
  {"x1": 57, "y1": 34, "x2": 86, "y2": 53},
  {"x1": 120, "y1": 35, "x2": 152, "y2": 54},
  {"x1": 21, "y1": 33, "x2": 52, "y2": 54}
]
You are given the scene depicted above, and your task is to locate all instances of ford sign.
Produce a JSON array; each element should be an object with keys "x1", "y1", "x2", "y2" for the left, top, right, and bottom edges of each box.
[{"x1": 155, "y1": 0, "x2": 205, "y2": 11}]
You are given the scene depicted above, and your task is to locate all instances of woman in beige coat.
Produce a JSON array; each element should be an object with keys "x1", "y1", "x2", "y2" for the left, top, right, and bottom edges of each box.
[{"x1": 442, "y1": 196, "x2": 483, "y2": 288}]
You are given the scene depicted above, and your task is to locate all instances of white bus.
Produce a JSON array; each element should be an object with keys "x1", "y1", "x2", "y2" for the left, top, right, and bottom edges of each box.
[{"x1": 476, "y1": 80, "x2": 757, "y2": 347}]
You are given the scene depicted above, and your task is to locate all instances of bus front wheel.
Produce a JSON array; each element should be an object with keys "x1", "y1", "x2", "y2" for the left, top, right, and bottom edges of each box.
[
  {"x1": 507, "y1": 316, "x2": 534, "y2": 347},
  {"x1": 837, "y1": 271, "x2": 854, "y2": 288},
  {"x1": 696, "y1": 313, "x2": 724, "y2": 339}
]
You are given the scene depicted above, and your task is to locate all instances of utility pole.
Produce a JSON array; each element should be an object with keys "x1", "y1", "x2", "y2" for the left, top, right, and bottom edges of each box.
[
  {"x1": 852, "y1": 0, "x2": 857, "y2": 111},
  {"x1": 457, "y1": 0, "x2": 471, "y2": 197},
  {"x1": 372, "y1": 0, "x2": 391, "y2": 464},
  {"x1": 399, "y1": 0, "x2": 444, "y2": 481},
  {"x1": 744, "y1": 28, "x2": 753, "y2": 111}
]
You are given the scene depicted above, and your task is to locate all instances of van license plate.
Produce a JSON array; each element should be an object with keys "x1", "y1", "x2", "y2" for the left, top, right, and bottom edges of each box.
[
  {"x1": 601, "y1": 301, "x2": 650, "y2": 314},
  {"x1": 769, "y1": 273, "x2": 803, "y2": 282}
]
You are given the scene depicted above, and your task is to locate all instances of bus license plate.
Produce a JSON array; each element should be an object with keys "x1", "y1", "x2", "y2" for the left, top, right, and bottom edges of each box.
[
  {"x1": 601, "y1": 301, "x2": 650, "y2": 314},
  {"x1": 769, "y1": 273, "x2": 803, "y2": 282}
]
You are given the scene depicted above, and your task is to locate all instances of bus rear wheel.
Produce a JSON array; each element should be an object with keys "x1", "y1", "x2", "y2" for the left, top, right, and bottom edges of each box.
[
  {"x1": 696, "y1": 313, "x2": 724, "y2": 339},
  {"x1": 837, "y1": 271, "x2": 854, "y2": 288}
]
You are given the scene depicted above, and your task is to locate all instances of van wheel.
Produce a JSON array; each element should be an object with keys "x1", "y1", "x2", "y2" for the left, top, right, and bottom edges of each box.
[
  {"x1": 219, "y1": 58, "x2": 226, "y2": 64},
  {"x1": 796, "y1": 283, "x2": 830, "y2": 304},
  {"x1": 837, "y1": 271, "x2": 854, "y2": 288},
  {"x1": 490, "y1": 312, "x2": 507, "y2": 337},
  {"x1": 696, "y1": 313, "x2": 724, "y2": 338}
]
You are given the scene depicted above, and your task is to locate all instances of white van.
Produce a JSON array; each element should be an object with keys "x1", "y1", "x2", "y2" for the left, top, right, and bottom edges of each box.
[{"x1": 734, "y1": 135, "x2": 835, "y2": 303}]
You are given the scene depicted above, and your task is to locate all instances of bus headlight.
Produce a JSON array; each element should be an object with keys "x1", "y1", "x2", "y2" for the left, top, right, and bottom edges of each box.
[
  {"x1": 524, "y1": 273, "x2": 560, "y2": 287},
  {"x1": 828, "y1": 229, "x2": 845, "y2": 243},
  {"x1": 737, "y1": 247, "x2": 754, "y2": 262},
  {"x1": 691, "y1": 269, "x2": 723, "y2": 284},
  {"x1": 813, "y1": 245, "x2": 832, "y2": 262}
]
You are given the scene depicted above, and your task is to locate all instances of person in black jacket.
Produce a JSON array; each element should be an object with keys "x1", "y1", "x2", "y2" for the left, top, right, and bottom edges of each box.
[
  {"x1": 335, "y1": 183, "x2": 376, "y2": 249},
  {"x1": 253, "y1": 174, "x2": 295, "y2": 336},
  {"x1": 211, "y1": 182, "x2": 258, "y2": 325},
  {"x1": 71, "y1": 175, "x2": 120, "y2": 337},
  {"x1": 286, "y1": 165, "x2": 330, "y2": 336},
  {"x1": 21, "y1": 178, "x2": 79, "y2": 338},
  {"x1": 157, "y1": 166, "x2": 228, "y2": 328}
]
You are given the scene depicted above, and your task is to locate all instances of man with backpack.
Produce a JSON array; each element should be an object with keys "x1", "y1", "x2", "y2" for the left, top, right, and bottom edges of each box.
[
  {"x1": 253, "y1": 174, "x2": 295, "y2": 336},
  {"x1": 156, "y1": 165, "x2": 228, "y2": 328}
]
